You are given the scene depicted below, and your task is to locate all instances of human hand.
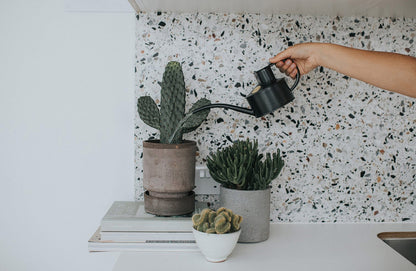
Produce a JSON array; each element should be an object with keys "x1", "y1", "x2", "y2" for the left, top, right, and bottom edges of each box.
[{"x1": 269, "y1": 43, "x2": 322, "y2": 79}]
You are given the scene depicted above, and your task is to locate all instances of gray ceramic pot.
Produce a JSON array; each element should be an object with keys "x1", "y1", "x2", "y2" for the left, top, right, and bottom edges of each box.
[{"x1": 219, "y1": 186, "x2": 271, "y2": 243}]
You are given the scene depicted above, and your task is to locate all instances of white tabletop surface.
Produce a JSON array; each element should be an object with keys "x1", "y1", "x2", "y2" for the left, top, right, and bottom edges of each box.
[{"x1": 113, "y1": 223, "x2": 416, "y2": 271}]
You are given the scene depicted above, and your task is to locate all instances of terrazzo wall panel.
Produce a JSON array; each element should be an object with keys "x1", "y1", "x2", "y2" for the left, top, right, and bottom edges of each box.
[{"x1": 134, "y1": 12, "x2": 416, "y2": 223}]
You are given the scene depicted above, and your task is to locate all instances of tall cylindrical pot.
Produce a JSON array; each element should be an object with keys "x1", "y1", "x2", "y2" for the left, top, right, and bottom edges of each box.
[
  {"x1": 219, "y1": 186, "x2": 270, "y2": 243},
  {"x1": 143, "y1": 140, "x2": 196, "y2": 216}
]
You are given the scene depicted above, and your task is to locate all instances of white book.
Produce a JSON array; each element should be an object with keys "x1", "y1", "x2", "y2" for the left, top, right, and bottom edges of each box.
[
  {"x1": 100, "y1": 231, "x2": 194, "y2": 242},
  {"x1": 88, "y1": 228, "x2": 198, "y2": 252},
  {"x1": 100, "y1": 201, "x2": 209, "y2": 232}
]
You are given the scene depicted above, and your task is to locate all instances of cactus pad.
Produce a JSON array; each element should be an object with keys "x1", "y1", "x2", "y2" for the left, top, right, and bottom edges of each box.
[
  {"x1": 206, "y1": 228, "x2": 217, "y2": 234},
  {"x1": 214, "y1": 213, "x2": 232, "y2": 234},
  {"x1": 231, "y1": 214, "x2": 243, "y2": 231},
  {"x1": 181, "y1": 98, "x2": 211, "y2": 133},
  {"x1": 197, "y1": 222, "x2": 210, "y2": 232},
  {"x1": 159, "y1": 61, "x2": 186, "y2": 143},
  {"x1": 137, "y1": 96, "x2": 160, "y2": 130}
]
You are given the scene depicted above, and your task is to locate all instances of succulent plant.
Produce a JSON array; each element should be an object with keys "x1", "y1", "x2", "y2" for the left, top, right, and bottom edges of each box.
[
  {"x1": 137, "y1": 61, "x2": 211, "y2": 144},
  {"x1": 192, "y1": 207, "x2": 243, "y2": 234},
  {"x1": 206, "y1": 139, "x2": 284, "y2": 190}
]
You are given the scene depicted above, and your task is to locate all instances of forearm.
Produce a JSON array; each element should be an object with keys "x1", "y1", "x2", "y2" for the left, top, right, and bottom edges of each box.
[{"x1": 316, "y1": 43, "x2": 416, "y2": 98}]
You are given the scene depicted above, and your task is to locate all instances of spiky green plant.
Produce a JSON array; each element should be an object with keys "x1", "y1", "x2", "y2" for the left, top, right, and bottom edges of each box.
[
  {"x1": 206, "y1": 139, "x2": 284, "y2": 190},
  {"x1": 137, "y1": 61, "x2": 211, "y2": 144},
  {"x1": 192, "y1": 207, "x2": 242, "y2": 234}
]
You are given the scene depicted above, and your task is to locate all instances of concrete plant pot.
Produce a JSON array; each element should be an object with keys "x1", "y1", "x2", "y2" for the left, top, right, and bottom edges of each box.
[
  {"x1": 219, "y1": 186, "x2": 271, "y2": 243},
  {"x1": 143, "y1": 140, "x2": 196, "y2": 216}
]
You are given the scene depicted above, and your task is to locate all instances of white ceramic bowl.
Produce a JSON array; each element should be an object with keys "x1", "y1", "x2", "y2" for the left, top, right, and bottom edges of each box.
[{"x1": 192, "y1": 228, "x2": 241, "y2": 262}]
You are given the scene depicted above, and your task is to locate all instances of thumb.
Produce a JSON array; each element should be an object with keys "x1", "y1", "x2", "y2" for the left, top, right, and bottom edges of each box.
[{"x1": 269, "y1": 48, "x2": 293, "y2": 63}]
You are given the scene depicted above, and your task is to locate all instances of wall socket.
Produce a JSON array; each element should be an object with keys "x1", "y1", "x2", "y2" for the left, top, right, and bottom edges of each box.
[{"x1": 194, "y1": 166, "x2": 220, "y2": 195}]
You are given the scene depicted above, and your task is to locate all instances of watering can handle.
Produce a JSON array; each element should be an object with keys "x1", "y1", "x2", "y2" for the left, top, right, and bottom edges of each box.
[{"x1": 268, "y1": 62, "x2": 300, "y2": 91}]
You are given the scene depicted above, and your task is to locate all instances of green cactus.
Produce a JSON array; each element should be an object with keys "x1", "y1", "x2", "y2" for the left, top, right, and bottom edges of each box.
[
  {"x1": 137, "y1": 61, "x2": 211, "y2": 144},
  {"x1": 206, "y1": 139, "x2": 284, "y2": 190},
  {"x1": 205, "y1": 228, "x2": 217, "y2": 234},
  {"x1": 252, "y1": 151, "x2": 284, "y2": 190},
  {"x1": 231, "y1": 213, "x2": 243, "y2": 231},
  {"x1": 159, "y1": 61, "x2": 186, "y2": 143},
  {"x1": 197, "y1": 222, "x2": 210, "y2": 232},
  {"x1": 137, "y1": 96, "x2": 160, "y2": 130},
  {"x1": 192, "y1": 208, "x2": 243, "y2": 234},
  {"x1": 180, "y1": 98, "x2": 211, "y2": 133},
  {"x1": 208, "y1": 211, "x2": 217, "y2": 225},
  {"x1": 216, "y1": 207, "x2": 228, "y2": 216},
  {"x1": 205, "y1": 141, "x2": 256, "y2": 189},
  {"x1": 192, "y1": 208, "x2": 212, "y2": 227},
  {"x1": 214, "y1": 213, "x2": 231, "y2": 234}
]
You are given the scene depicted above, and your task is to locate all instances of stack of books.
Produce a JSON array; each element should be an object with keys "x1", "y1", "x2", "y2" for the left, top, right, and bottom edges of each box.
[{"x1": 88, "y1": 201, "x2": 209, "y2": 252}]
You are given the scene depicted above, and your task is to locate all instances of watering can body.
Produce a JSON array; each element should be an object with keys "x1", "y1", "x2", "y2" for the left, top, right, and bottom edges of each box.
[{"x1": 247, "y1": 63, "x2": 299, "y2": 117}]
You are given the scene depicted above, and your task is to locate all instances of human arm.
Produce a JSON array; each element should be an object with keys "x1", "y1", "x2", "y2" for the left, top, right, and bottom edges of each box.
[{"x1": 269, "y1": 43, "x2": 416, "y2": 98}]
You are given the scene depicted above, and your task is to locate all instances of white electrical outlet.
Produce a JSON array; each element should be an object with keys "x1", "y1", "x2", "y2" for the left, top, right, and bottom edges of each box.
[{"x1": 194, "y1": 166, "x2": 220, "y2": 195}]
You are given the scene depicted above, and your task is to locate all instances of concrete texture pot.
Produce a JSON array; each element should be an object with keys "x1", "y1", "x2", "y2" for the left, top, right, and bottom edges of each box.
[
  {"x1": 143, "y1": 140, "x2": 196, "y2": 216},
  {"x1": 219, "y1": 186, "x2": 270, "y2": 243}
]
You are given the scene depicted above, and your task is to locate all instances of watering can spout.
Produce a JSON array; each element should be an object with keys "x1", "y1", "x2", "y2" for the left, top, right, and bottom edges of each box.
[{"x1": 192, "y1": 104, "x2": 255, "y2": 116}]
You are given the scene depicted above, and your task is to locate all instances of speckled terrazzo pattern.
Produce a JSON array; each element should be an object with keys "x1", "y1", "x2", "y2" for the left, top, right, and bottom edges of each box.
[{"x1": 134, "y1": 12, "x2": 416, "y2": 222}]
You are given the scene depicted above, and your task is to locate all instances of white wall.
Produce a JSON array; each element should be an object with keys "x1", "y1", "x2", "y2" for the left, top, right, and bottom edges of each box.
[{"x1": 0, "y1": 1, "x2": 135, "y2": 270}]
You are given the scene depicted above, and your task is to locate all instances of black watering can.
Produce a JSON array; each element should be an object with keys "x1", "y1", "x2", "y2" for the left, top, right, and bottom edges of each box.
[{"x1": 193, "y1": 63, "x2": 300, "y2": 117}]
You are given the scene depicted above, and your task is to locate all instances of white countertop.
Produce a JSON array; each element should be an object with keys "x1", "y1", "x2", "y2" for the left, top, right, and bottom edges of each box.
[{"x1": 113, "y1": 223, "x2": 416, "y2": 271}]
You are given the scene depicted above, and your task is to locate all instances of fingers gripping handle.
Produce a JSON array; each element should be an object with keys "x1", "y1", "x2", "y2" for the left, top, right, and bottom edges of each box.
[
  {"x1": 290, "y1": 66, "x2": 300, "y2": 91},
  {"x1": 268, "y1": 62, "x2": 300, "y2": 91}
]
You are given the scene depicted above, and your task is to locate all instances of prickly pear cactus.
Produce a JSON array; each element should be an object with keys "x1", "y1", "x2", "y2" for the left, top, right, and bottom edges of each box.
[
  {"x1": 192, "y1": 208, "x2": 243, "y2": 234},
  {"x1": 159, "y1": 61, "x2": 186, "y2": 143},
  {"x1": 137, "y1": 61, "x2": 211, "y2": 144}
]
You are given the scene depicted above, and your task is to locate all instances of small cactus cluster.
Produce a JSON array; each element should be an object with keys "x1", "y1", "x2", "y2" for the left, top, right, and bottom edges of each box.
[
  {"x1": 206, "y1": 139, "x2": 284, "y2": 190},
  {"x1": 192, "y1": 207, "x2": 243, "y2": 234},
  {"x1": 137, "y1": 61, "x2": 211, "y2": 144}
]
